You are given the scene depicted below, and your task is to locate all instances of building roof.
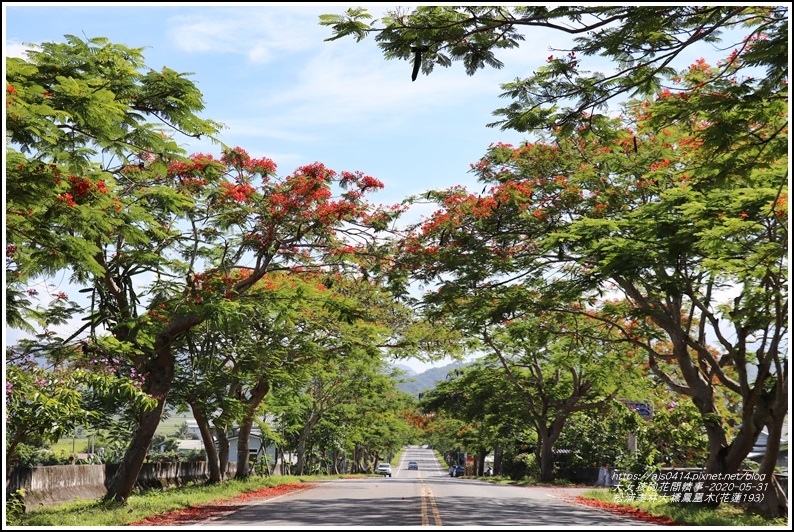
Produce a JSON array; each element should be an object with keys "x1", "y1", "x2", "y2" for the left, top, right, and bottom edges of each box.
[{"x1": 176, "y1": 439, "x2": 204, "y2": 451}]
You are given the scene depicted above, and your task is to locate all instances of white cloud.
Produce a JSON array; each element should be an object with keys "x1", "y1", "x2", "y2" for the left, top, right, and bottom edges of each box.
[
  {"x1": 247, "y1": 45, "x2": 272, "y2": 64},
  {"x1": 168, "y1": 18, "x2": 245, "y2": 54},
  {"x1": 3, "y1": 40, "x2": 37, "y2": 59},
  {"x1": 215, "y1": 118, "x2": 317, "y2": 143},
  {"x1": 159, "y1": 3, "x2": 584, "y2": 158},
  {"x1": 243, "y1": 44, "x2": 506, "y2": 133},
  {"x1": 166, "y1": 7, "x2": 329, "y2": 62},
  {"x1": 166, "y1": 4, "x2": 522, "y2": 130}
]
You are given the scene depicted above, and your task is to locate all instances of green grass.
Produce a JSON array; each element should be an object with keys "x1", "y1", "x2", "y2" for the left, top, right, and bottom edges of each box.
[
  {"x1": 155, "y1": 412, "x2": 194, "y2": 435},
  {"x1": 50, "y1": 438, "x2": 89, "y2": 455},
  {"x1": 11, "y1": 475, "x2": 346, "y2": 527},
  {"x1": 470, "y1": 475, "x2": 787, "y2": 527},
  {"x1": 578, "y1": 487, "x2": 788, "y2": 527},
  {"x1": 50, "y1": 412, "x2": 195, "y2": 455}
]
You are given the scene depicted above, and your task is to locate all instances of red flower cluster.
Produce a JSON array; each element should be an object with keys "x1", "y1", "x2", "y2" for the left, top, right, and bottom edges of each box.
[
  {"x1": 57, "y1": 193, "x2": 77, "y2": 208},
  {"x1": 68, "y1": 175, "x2": 94, "y2": 198},
  {"x1": 219, "y1": 181, "x2": 256, "y2": 203},
  {"x1": 221, "y1": 146, "x2": 277, "y2": 176},
  {"x1": 167, "y1": 154, "x2": 217, "y2": 180},
  {"x1": 54, "y1": 175, "x2": 111, "y2": 208}
]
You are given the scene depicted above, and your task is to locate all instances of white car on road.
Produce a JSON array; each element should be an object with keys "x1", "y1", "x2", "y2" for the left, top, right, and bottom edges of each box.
[{"x1": 375, "y1": 463, "x2": 392, "y2": 477}]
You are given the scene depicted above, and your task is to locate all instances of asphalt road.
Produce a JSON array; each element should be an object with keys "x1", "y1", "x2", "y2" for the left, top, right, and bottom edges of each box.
[{"x1": 197, "y1": 446, "x2": 656, "y2": 528}]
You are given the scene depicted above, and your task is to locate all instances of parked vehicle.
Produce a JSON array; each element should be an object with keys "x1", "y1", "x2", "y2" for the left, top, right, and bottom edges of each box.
[
  {"x1": 375, "y1": 463, "x2": 392, "y2": 477},
  {"x1": 449, "y1": 464, "x2": 465, "y2": 477}
]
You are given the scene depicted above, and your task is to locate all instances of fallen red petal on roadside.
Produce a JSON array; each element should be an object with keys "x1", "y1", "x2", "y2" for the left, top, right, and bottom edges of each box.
[
  {"x1": 569, "y1": 495, "x2": 680, "y2": 526},
  {"x1": 128, "y1": 482, "x2": 316, "y2": 526}
]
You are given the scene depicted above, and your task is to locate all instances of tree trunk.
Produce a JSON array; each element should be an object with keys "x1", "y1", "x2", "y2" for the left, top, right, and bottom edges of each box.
[
  {"x1": 493, "y1": 443, "x2": 504, "y2": 476},
  {"x1": 103, "y1": 349, "x2": 174, "y2": 502},
  {"x1": 477, "y1": 446, "x2": 487, "y2": 476},
  {"x1": 352, "y1": 445, "x2": 363, "y2": 473},
  {"x1": 538, "y1": 433, "x2": 555, "y2": 482},
  {"x1": 537, "y1": 414, "x2": 568, "y2": 483},
  {"x1": 190, "y1": 403, "x2": 222, "y2": 484},
  {"x1": 102, "y1": 313, "x2": 203, "y2": 503},
  {"x1": 370, "y1": 450, "x2": 378, "y2": 471},
  {"x1": 235, "y1": 419, "x2": 254, "y2": 479},
  {"x1": 295, "y1": 413, "x2": 320, "y2": 475},
  {"x1": 749, "y1": 390, "x2": 788, "y2": 517},
  {"x1": 645, "y1": 311, "x2": 787, "y2": 516},
  {"x1": 295, "y1": 429, "x2": 309, "y2": 475},
  {"x1": 755, "y1": 474, "x2": 788, "y2": 518},
  {"x1": 234, "y1": 379, "x2": 269, "y2": 479},
  {"x1": 216, "y1": 426, "x2": 230, "y2": 478},
  {"x1": 278, "y1": 445, "x2": 290, "y2": 475}
]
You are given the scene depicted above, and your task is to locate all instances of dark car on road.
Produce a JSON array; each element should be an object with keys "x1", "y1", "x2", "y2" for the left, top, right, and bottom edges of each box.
[{"x1": 408, "y1": 461, "x2": 418, "y2": 470}]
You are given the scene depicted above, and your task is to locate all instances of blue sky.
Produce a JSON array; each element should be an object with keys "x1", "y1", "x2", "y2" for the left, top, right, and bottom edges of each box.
[
  {"x1": 4, "y1": 2, "x2": 543, "y2": 210},
  {"x1": 3, "y1": 3, "x2": 756, "y2": 372},
  {"x1": 3, "y1": 2, "x2": 543, "y2": 373}
]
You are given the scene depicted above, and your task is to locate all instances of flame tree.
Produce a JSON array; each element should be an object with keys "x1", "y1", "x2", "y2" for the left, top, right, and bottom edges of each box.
[
  {"x1": 6, "y1": 35, "x2": 403, "y2": 502},
  {"x1": 323, "y1": 6, "x2": 787, "y2": 515}
]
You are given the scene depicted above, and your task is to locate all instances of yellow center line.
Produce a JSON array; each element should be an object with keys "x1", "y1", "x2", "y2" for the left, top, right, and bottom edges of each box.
[
  {"x1": 427, "y1": 485, "x2": 442, "y2": 526},
  {"x1": 420, "y1": 477, "x2": 443, "y2": 526},
  {"x1": 421, "y1": 486, "x2": 428, "y2": 526}
]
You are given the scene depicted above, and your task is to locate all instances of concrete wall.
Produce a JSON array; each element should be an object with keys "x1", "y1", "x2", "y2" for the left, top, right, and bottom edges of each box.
[{"x1": 6, "y1": 461, "x2": 239, "y2": 512}]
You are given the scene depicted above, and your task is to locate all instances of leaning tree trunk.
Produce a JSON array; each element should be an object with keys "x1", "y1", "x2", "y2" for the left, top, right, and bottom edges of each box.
[
  {"x1": 103, "y1": 314, "x2": 202, "y2": 503},
  {"x1": 235, "y1": 418, "x2": 254, "y2": 479},
  {"x1": 234, "y1": 380, "x2": 269, "y2": 479},
  {"x1": 295, "y1": 412, "x2": 320, "y2": 475},
  {"x1": 650, "y1": 324, "x2": 787, "y2": 516},
  {"x1": 103, "y1": 348, "x2": 174, "y2": 502},
  {"x1": 190, "y1": 403, "x2": 222, "y2": 484},
  {"x1": 750, "y1": 383, "x2": 789, "y2": 517}
]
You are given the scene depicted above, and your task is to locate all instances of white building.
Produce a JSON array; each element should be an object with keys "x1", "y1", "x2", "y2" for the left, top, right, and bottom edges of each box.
[
  {"x1": 226, "y1": 430, "x2": 269, "y2": 463},
  {"x1": 184, "y1": 419, "x2": 201, "y2": 438}
]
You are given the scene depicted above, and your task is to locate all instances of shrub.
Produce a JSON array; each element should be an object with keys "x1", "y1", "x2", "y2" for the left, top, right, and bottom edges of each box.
[
  {"x1": 9, "y1": 444, "x2": 75, "y2": 467},
  {"x1": 5, "y1": 488, "x2": 27, "y2": 525},
  {"x1": 506, "y1": 452, "x2": 540, "y2": 481}
]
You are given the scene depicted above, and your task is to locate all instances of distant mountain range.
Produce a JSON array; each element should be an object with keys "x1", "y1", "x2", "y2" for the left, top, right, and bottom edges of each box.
[{"x1": 392, "y1": 361, "x2": 469, "y2": 397}]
